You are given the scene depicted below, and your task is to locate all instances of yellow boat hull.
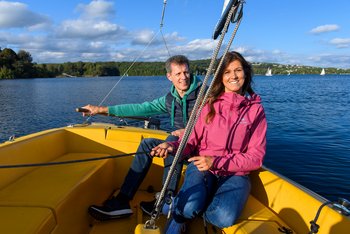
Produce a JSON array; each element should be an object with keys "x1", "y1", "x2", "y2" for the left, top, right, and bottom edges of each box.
[{"x1": 0, "y1": 123, "x2": 348, "y2": 233}]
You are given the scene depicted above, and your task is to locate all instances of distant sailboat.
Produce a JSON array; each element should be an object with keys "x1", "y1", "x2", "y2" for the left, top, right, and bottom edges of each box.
[
  {"x1": 320, "y1": 68, "x2": 325, "y2": 76},
  {"x1": 265, "y1": 67, "x2": 272, "y2": 76}
]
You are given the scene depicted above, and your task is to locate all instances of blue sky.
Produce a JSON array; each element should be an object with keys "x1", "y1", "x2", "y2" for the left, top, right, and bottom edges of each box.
[{"x1": 1, "y1": 0, "x2": 349, "y2": 68}]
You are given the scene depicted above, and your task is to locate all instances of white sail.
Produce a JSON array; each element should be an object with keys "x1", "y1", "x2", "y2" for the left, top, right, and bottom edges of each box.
[
  {"x1": 265, "y1": 67, "x2": 272, "y2": 76},
  {"x1": 320, "y1": 68, "x2": 325, "y2": 76},
  {"x1": 222, "y1": 0, "x2": 230, "y2": 14}
]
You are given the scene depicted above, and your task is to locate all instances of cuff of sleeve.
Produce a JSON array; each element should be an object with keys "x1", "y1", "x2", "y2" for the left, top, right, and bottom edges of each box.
[
  {"x1": 167, "y1": 142, "x2": 177, "y2": 152},
  {"x1": 211, "y1": 157, "x2": 220, "y2": 171}
]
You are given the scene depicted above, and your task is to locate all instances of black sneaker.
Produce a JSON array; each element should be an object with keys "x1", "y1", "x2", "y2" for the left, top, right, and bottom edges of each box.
[
  {"x1": 88, "y1": 197, "x2": 133, "y2": 221},
  {"x1": 140, "y1": 199, "x2": 156, "y2": 216}
]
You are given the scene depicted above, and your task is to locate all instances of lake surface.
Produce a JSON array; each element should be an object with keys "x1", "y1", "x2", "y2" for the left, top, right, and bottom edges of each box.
[{"x1": 1, "y1": 75, "x2": 349, "y2": 202}]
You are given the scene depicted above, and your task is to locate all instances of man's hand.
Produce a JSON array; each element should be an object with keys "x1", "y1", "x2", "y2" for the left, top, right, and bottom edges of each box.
[{"x1": 80, "y1": 104, "x2": 108, "y2": 116}]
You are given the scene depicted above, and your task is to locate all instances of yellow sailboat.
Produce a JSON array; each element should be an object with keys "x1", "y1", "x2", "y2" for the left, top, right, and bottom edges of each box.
[
  {"x1": 0, "y1": 123, "x2": 349, "y2": 233},
  {"x1": 1, "y1": 1, "x2": 349, "y2": 233}
]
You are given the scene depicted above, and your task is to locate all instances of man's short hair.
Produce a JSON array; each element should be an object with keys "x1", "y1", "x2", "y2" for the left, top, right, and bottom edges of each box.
[{"x1": 165, "y1": 55, "x2": 190, "y2": 73}]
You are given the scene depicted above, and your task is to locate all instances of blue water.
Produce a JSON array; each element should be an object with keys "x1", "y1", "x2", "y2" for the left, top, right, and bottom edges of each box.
[{"x1": 1, "y1": 75, "x2": 349, "y2": 202}]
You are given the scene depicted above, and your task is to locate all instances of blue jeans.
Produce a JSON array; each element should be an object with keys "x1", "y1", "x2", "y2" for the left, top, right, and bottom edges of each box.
[
  {"x1": 119, "y1": 135, "x2": 182, "y2": 200},
  {"x1": 172, "y1": 162, "x2": 251, "y2": 228}
]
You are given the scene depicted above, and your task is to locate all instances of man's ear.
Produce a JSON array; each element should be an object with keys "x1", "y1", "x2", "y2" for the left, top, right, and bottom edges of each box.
[{"x1": 166, "y1": 73, "x2": 172, "y2": 82}]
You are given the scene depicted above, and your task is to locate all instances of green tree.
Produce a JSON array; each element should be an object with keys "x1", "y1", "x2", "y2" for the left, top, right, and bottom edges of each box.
[
  {"x1": 13, "y1": 50, "x2": 35, "y2": 78},
  {"x1": 0, "y1": 66, "x2": 15, "y2": 79},
  {"x1": 0, "y1": 48, "x2": 18, "y2": 69},
  {"x1": 17, "y1": 50, "x2": 33, "y2": 63}
]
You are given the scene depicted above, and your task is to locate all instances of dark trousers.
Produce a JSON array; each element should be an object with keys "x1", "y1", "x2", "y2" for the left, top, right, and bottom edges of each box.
[{"x1": 119, "y1": 135, "x2": 183, "y2": 200}]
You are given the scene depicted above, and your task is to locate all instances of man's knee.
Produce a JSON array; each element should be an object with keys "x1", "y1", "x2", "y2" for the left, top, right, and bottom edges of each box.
[
  {"x1": 141, "y1": 138, "x2": 157, "y2": 146},
  {"x1": 165, "y1": 135, "x2": 179, "y2": 142},
  {"x1": 139, "y1": 138, "x2": 162, "y2": 152}
]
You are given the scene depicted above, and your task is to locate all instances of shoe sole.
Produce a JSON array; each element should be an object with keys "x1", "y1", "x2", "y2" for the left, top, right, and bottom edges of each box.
[{"x1": 88, "y1": 207, "x2": 133, "y2": 221}]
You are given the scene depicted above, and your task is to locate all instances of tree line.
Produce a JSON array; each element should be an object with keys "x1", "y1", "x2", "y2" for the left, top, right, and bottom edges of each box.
[
  {"x1": 1, "y1": 47, "x2": 349, "y2": 79},
  {"x1": 0, "y1": 48, "x2": 36, "y2": 79}
]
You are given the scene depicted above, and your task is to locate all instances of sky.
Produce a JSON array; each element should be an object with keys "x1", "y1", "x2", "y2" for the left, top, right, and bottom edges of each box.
[{"x1": 0, "y1": 0, "x2": 349, "y2": 68}]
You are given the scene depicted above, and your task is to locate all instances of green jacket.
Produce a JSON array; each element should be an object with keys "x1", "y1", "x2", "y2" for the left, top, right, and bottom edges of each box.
[{"x1": 108, "y1": 75, "x2": 203, "y2": 127}]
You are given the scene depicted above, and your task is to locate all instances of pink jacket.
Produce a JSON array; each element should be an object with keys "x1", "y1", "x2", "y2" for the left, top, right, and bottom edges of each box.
[{"x1": 171, "y1": 92, "x2": 267, "y2": 176}]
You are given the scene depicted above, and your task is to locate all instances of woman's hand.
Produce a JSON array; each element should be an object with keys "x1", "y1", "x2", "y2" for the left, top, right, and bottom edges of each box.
[
  {"x1": 150, "y1": 142, "x2": 174, "y2": 158},
  {"x1": 188, "y1": 156, "x2": 214, "y2": 171}
]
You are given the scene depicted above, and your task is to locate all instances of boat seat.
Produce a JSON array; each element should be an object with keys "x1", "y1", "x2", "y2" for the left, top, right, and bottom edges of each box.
[
  {"x1": 0, "y1": 152, "x2": 116, "y2": 234},
  {"x1": 225, "y1": 195, "x2": 294, "y2": 233},
  {"x1": 0, "y1": 206, "x2": 55, "y2": 234}
]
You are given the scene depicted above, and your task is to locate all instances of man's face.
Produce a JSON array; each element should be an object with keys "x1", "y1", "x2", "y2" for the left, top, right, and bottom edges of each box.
[{"x1": 167, "y1": 63, "x2": 191, "y2": 95}]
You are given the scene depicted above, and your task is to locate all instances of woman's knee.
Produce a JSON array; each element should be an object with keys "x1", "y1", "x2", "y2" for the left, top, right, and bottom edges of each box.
[
  {"x1": 205, "y1": 207, "x2": 240, "y2": 228},
  {"x1": 175, "y1": 197, "x2": 204, "y2": 219}
]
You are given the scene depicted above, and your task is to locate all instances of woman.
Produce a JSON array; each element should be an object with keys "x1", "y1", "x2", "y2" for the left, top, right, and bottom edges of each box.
[{"x1": 151, "y1": 51, "x2": 268, "y2": 233}]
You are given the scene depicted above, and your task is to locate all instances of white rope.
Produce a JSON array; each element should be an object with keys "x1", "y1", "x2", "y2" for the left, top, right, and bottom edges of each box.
[
  {"x1": 85, "y1": 0, "x2": 170, "y2": 123},
  {"x1": 97, "y1": 30, "x2": 161, "y2": 107}
]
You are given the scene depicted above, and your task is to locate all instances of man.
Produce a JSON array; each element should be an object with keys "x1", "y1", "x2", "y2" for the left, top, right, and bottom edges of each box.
[{"x1": 82, "y1": 55, "x2": 203, "y2": 221}]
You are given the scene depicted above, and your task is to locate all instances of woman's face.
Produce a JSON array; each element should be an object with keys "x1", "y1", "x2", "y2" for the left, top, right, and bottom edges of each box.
[{"x1": 222, "y1": 59, "x2": 245, "y2": 94}]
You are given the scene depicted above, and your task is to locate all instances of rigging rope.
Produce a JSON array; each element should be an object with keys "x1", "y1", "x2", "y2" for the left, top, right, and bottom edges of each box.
[
  {"x1": 85, "y1": 0, "x2": 171, "y2": 123},
  {"x1": 145, "y1": 0, "x2": 245, "y2": 228},
  {"x1": 160, "y1": 0, "x2": 171, "y2": 57},
  {"x1": 0, "y1": 151, "x2": 145, "y2": 169}
]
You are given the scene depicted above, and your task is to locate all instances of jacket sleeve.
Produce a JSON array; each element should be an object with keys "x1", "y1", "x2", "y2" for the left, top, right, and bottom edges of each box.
[
  {"x1": 107, "y1": 96, "x2": 167, "y2": 117},
  {"x1": 211, "y1": 106, "x2": 267, "y2": 173}
]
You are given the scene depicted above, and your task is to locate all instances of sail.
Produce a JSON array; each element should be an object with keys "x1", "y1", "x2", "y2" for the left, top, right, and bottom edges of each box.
[
  {"x1": 265, "y1": 67, "x2": 272, "y2": 76},
  {"x1": 212, "y1": 0, "x2": 240, "y2": 39},
  {"x1": 320, "y1": 68, "x2": 325, "y2": 76}
]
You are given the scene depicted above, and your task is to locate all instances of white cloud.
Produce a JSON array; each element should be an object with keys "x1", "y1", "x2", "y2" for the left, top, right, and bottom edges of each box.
[
  {"x1": 329, "y1": 38, "x2": 350, "y2": 48},
  {"x1": 307, "y1": 53, "x2": 350, "y2": 68},
  {"x1": 182, "y1": 39, "x2": 216, "y2": 54},
  {"x1": 160, "y1": 39, "x2": 217, "y2": 60},
  {"x1": 56, "y1": 19, "x2": 124, "y2": 39},
  {"x1": 131, "y1": 31, "x2": 185, "y2": 47},
  {"x1": 52, "y1": 0, "x2": 128, "y2": 42},
  {"x1": 38, "y1": 51, "x2": 66, "y2": 61},
  {"x1": 310, "y1": 24, "x2": 339, "y2": 34},
  {"x1": 0, "y1": 1, "x2": 50, "y2": 29},
  {"x1": 131, "y1": 30, "x2": 158, "y2": 45},
  {"x1": 76, "y1": 0, "x2": 115, "y2": 20}
]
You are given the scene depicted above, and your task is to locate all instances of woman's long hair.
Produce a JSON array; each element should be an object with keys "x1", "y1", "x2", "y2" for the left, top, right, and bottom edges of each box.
[{"x1": 206, "y1": 51, "x2": 254, "y2": 123}]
